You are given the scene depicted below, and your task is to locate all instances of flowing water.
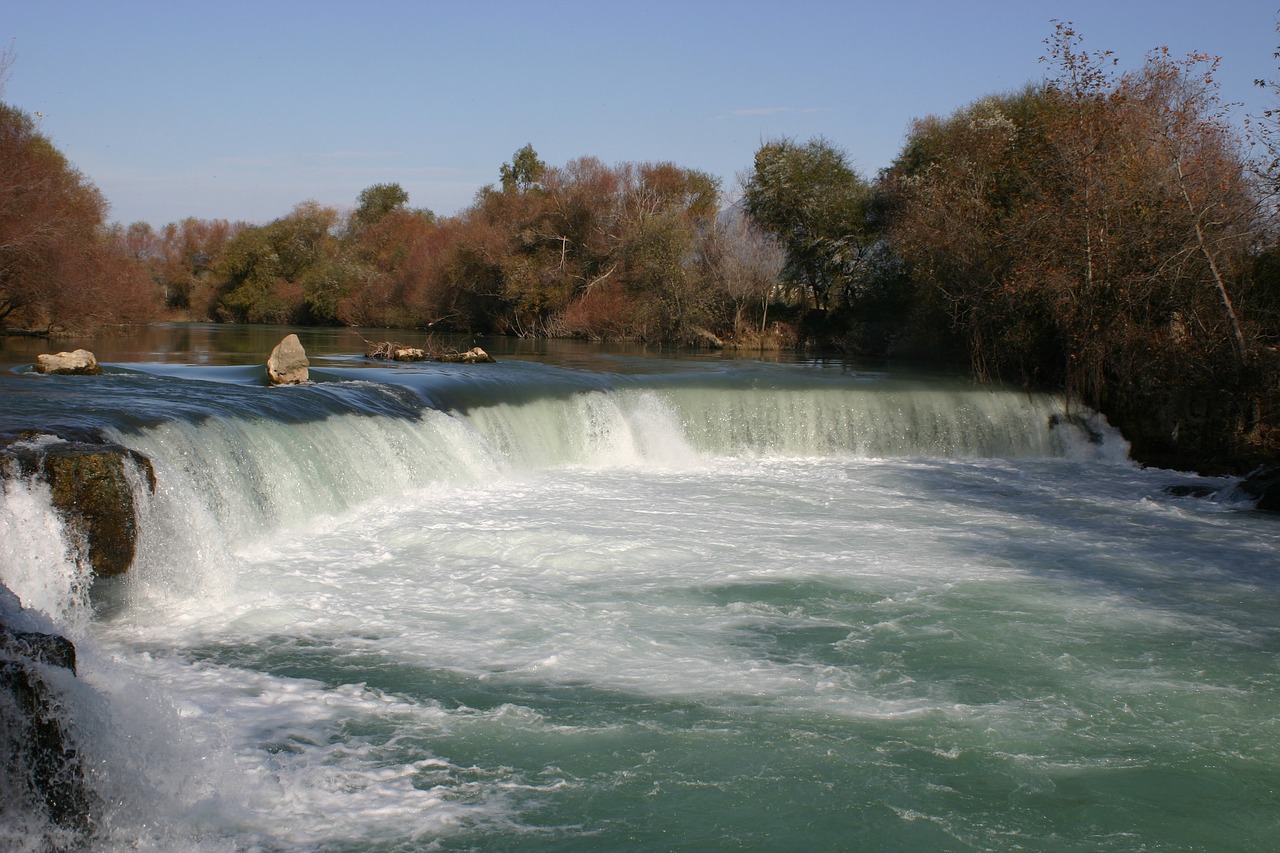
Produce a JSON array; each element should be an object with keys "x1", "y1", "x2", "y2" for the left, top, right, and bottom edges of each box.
[{"x1": 1, "y1": 328, "x2": 1278, "y2": 851}]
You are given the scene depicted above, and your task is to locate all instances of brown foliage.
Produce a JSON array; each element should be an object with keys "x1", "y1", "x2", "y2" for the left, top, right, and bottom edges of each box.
[
  {"x1": 884, "y1": 24, "x2": 1274, "y2": 467},
  {"x1": 549, "y1": 282, "x2": 643, "y2": 340},
  {"x1": 0, "y1": 103, "x2": 158, "y2": 330},
  {"x1": 420, "y1": 151, "x2": 732, "y2": 341}
]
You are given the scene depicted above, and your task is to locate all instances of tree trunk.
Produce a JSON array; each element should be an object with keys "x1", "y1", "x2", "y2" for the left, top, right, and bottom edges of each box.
[{"x1": 1176, "y1": 156, "x2": 1248, "y2": 363}]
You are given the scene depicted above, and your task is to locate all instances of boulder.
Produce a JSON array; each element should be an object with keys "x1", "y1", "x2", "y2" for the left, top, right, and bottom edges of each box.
[
  {"x1": 33, "y1": 349, "x2": 101, "y2": 376},
  {"x1": 267, "y1": 333, "x2": 309, "y2": 385},
  {"x1": 0, "y1": 616, "x2": 98, "y2": 836},
  {"x1": 4, "y1": 439, "x2": 155, "y2": 576},
  {"x1": 0, "y1": 627, "x2": 76, "y2": 673},
  {"x1": 1, "y1": 584, "x2": 97, "y2": 837}
]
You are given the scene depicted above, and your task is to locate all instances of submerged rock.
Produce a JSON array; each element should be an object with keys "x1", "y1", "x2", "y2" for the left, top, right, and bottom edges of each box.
[
  {"x1": 3, "y1": 438, "x2": 155, "y2": 576},
  {"x1": 33, "y1": 349, "x2": 101, "y2": 376},
  {"x1": 1162, "y1": 483, "x2": 1219, "y2": 499},
  {"x1": 1236, "y1": 465, "x2": 1280, "y2": 513},
  {"x1": 267, "y1": 333, "x2": 309, "y2": 385},
  {"x1": 1161, "y1": 465, "x2": 1280, "y2": 513}
]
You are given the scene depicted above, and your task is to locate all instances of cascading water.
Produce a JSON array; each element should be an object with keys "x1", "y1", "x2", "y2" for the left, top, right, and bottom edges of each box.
[{"x1": 2, "y1": 350, "x2": 1275, "y2": 852}]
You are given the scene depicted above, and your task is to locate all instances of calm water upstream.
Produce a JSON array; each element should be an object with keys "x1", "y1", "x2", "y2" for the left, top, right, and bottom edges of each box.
[{"x1": 1, "y1": 325, "x2": 1277, "y2": 851}]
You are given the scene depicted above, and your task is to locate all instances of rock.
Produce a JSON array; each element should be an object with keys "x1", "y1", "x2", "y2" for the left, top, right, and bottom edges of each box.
[
  {"x1": 1236, "y1": 465, "x2": 1280, "y2": 512},
  {"x1": 0, "y1": 625, "x2": 99, "y2": 836},
  {"x1": 366, "y1": 341, "x2": 495, "y2": 364},
  {"x1": 4, "y1": 439, "x2": 155, "y2": 576},
  {"x1": 267, "y1": 333, "x2": 309, "y2": 385},
  {"x1": 438, "y1": 347, "x2": 495, "y2": 364},
  {"x1": 690, "y1": 327, "x2": 725, "y2": 349},
  {"x1": 1162, "y1": 483, "x2": 1219, "y2": 499},
  {"x1": 33, "y1": 349, "x2": 101, "y2": 376},
  {"x1": 0, "y1": 627, "x2": 76, "y2": 673},
  {"x1": 1048, "y1": 413, "x2": 1105, "y2": 444},
  {"x1": 365, "y1": 341, "x2": 430, "y2": 361},
  {"x1": 1, "y1": 586, "x2": 98, "y2": 838}
]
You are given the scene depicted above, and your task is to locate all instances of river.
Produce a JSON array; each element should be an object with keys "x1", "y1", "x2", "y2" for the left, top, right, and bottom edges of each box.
[{"x1": 2, "y1": 325, "x2": 1277, "y2": 851}]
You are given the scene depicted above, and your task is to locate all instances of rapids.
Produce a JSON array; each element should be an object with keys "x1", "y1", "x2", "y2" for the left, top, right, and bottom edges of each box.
[{"x1": 1, "y1": 332, "x2": 1277, "y2": 851}]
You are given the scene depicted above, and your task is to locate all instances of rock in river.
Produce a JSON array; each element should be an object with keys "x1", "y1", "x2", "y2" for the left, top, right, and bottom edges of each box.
[
  {"x1": 33, "y1": 349, "x2": 101, "y2": 376},
  {"x1": 267, "y1": 333, "x2": 309, "y2": 385},
  {"x1": 3, "y1": 438, "x2": 155, "y2": 576}
]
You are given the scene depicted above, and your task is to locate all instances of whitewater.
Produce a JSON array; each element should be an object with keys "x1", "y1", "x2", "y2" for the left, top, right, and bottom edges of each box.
[{"x1": 2, "y1": 335, "x2": 1278, "y2": 851}]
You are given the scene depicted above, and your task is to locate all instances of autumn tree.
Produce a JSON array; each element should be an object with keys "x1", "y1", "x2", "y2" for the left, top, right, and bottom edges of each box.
[
  {"x1": 436, "y1": 151, "x2": 726, "y2": 341},
  {"x1": 338, "y1": 184, "x2": 437, "y2": 327},
  {"x1": 142, "y1": 217, "x2": 245, "y2": 316},
  {"x1": 884, "y1": 87, "x2": 1061, "y2": 378},
  {"x1": 885, "y1": 23, "x2": 1271, "y2": 467},
  {"x1": 701, "y1": 207, "x2": 786, "y2": 336},
  {"x1": 0, "y1": 102, "x2": 155, "y2": 330}
]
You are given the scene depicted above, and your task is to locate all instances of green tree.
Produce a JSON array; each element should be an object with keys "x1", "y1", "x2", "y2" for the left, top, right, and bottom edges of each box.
[
  {"x1": 352, "y1": 182, "x2": 410, "y2": 229},
  {"x1": 215, "y1": 201, "x2": 340, "y2": 323},
  {"x1": 742, "y1": 137, "x2": 871, "y2": 312},
  {"x1": 499, "y1": 143, "x2": 547, "y2": 193}
]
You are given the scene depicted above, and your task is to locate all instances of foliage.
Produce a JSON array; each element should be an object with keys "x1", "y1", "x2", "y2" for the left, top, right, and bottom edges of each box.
[
  {"x1": 0, "y1": 102, "x2": 155, "y2": 330},
  {"x1": 742, "y1": 137, "x2": 873, "y2": 313},
  {"x1": 883, "y1": 21, "x2": 1273, "y2": 466},
  {"x1": 426, "y1": 150, "x2": 734, "y2": 342},
  {"x1": 351, "y1": 182, "x2": 410, "y2": 230},
  {"x1": 499, "y1": 144, "x2": 547, "y2": 194},
  {"x1": 215, "y1": 201, "x2": 341, "y2": 323}
]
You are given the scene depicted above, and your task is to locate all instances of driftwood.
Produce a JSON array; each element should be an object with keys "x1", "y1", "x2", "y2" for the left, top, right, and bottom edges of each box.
[{"x1": 363, "y1": 338, "x2": 494, "y2": 364}]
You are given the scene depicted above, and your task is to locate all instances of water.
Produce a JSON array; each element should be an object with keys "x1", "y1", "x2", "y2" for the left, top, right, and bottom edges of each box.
[{"x1": 2, "y1": 329, "x2": 1278, "y2": 851}]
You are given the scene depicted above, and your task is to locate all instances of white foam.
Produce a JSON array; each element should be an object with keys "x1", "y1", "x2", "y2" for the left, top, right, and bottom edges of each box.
[{"x1": 0, "y1": 477, "x2": 92, "y2": 629}]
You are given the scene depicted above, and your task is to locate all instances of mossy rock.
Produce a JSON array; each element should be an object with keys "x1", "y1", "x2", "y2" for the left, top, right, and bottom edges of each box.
[{"x1": 4, "y1": 439, "x2": 155, "y2": 576}]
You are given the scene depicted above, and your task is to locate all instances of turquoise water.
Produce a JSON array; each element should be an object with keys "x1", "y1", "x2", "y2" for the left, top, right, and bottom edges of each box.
[{"x1": 2, "y1": 336, "x2": 1278, "y2": 851}]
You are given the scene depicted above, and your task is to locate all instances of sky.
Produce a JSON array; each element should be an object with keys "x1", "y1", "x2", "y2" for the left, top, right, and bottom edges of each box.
[{"x1": 4, "y1": 1, "x2": 1279, "y2": 227}]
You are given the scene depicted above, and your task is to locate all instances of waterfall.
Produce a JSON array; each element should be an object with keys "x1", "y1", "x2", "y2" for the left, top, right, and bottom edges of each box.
[{"x1": 0, "y1": 360, "x2": 1148, "y2": 850}]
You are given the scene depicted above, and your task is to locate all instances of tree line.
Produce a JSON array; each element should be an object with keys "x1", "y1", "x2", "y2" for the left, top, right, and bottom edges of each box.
[{"x1": 2, "y1": 24, "x2": 1279, "y2": 470}]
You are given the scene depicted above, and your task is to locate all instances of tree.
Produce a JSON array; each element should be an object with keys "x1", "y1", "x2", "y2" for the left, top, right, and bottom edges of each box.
[
  {"x1": 152, "y1": 217, "x2": 244, "y2": 315},
  {"x1": 439, "y1": 152, "x2": 727, "y2": 340},
  {"x1": 742, "y1": 137, "x2": 871, "y2": 312},
  {"x1": 702, "y1": 207, "x2": 786, "y2": 335},
  {"x1": 884, "y1": 23, "x2": 1271, "y2": 467},
  {"x1": 0, "y1": 102, "x2": 154, "y2": 329},
  {"x1": 0, "y1": 41, "x2": 16, "y2": 97},
  {"x1": 215, "y1": 201, "x2": 341, "y2": 323},
  {"x1": 351, "y1": 182, "x2": 410, "y2": 230},
  {"x1": 499, "y1": 144, "x2": 547, "y2": 194},
  {"x1": 885, "y1": 87, "x2": 1060, "y2": 379}
]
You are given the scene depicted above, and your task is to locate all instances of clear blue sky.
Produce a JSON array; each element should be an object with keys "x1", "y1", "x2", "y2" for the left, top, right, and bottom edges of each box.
[{"x1": 4, "y1": 1, "x2": 1278, "y2": 227}]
